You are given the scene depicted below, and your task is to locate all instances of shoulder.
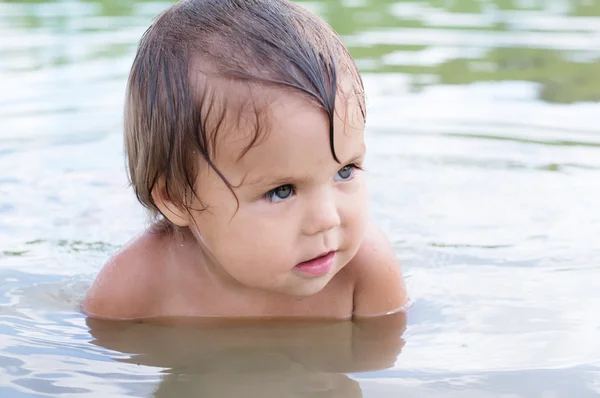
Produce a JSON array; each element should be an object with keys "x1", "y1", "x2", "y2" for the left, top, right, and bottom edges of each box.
[
  {"x1": 346, "y1": 221, "x2": 409, "y2": 319},
  {"x1": 82, "y1": 229, "x2": 171, "y2": 320}
]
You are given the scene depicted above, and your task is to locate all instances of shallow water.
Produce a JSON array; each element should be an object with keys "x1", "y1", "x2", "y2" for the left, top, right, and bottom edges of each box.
[{"x1": 1, "y1": 0, "x2": 600, "y2": 396}]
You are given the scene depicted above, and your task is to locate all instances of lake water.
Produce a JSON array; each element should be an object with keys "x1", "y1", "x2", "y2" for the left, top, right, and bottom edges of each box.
[{"x1": 1, "y1": 0, "x2": 600, "y2": 396}]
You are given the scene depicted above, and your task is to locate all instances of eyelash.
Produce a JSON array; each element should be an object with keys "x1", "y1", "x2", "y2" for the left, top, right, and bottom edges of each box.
[{"x1": 263, "y1": 163, "x2": 361, "y2": 203}]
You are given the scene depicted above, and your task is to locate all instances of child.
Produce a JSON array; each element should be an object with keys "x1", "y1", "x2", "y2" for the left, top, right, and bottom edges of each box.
[{"x1": 83, "y1": 0, "x2": 408, "y2": 320}]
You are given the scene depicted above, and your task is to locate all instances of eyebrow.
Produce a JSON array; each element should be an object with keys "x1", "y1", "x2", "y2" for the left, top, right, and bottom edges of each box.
[
  {"x1": 243, "y1": 174, "x2": 306, "y2": 188},
  {"x1": 242, "y1": 149, "x2": 366, "y2": 189},
  {"x1": 345, "y1": 149, "x2": 366, "y2": 165}
]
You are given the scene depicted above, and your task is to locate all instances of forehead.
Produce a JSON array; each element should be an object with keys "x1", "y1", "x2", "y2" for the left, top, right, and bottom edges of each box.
[{"x1": 212, "y1": 85, "x2": 366, "y2": 175}]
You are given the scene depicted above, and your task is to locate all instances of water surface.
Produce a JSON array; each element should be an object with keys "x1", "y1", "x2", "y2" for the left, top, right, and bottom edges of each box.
[{"x1": 1, "y1": 0, "x2": 600, "y2": 396}]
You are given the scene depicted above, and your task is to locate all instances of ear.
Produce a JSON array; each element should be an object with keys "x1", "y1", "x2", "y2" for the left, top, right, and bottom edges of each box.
[{"x1": 151, "y1": 176, "x2": 191, "y2": 227}]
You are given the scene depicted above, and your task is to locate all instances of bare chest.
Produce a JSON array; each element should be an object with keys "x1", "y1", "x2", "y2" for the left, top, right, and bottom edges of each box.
[{"x1": 161, "y1": 269, "x2": 355, "y2": 319}]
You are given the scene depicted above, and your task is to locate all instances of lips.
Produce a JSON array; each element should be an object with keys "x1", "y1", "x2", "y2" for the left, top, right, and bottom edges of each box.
[{"x1": 294, "y1": 251, "x2": 336, "y2": 276}]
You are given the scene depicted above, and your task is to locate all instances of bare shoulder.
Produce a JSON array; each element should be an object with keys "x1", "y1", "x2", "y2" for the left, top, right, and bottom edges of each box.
[
  {"x1": 82, "y1": 229, "x2": 170, "y2": 320},
  {"x1": 347, "y1": 221, "x2": 409, "y2": 318}
]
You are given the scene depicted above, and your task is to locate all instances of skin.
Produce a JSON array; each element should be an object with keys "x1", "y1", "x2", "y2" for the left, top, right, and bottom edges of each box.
[{"x1": 83, "y1": 87, "x2": 408, "y2": 320}]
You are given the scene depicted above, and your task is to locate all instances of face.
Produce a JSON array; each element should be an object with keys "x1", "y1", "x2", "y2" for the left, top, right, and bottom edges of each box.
[{"x1": 183, "y1": 88, "x2": 368, "y2": 298}]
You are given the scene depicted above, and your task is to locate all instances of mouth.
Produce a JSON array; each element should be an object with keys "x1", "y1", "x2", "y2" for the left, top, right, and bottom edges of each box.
[{"x1": 294, "y1": 251, "x2": 336, "y2": 277}]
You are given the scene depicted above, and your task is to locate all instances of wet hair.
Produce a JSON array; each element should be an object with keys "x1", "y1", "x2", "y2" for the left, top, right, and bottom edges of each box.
[{"x1": 124, "y1": 0, "x2": 365, "y2": 230}]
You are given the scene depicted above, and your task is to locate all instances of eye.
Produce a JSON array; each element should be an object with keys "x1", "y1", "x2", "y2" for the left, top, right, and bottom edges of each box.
[
  {"x1": 334, "y1": 164, "x2": 357, "y2": 181},
  {"x1": 265, "y1": 184, "x2": 295, "y2": 202}
]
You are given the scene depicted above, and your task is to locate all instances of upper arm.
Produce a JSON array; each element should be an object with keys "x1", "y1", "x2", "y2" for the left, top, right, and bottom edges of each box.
[
  {"x1": 82, "y1": 232, "x2": 163, "y2": 320},
  {"x1": 350, "y1": 221, "x2": 409, "y2": 319}
]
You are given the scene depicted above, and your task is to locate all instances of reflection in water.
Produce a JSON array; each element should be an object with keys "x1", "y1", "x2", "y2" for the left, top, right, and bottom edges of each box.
[{"x1": 87, "y1": 313, "x2": 407, "y2": 397}]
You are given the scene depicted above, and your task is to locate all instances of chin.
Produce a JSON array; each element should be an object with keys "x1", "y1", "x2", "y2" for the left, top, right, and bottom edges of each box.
[{"x1": 285, "y1": 278, "x2": 332, "y2": 299}]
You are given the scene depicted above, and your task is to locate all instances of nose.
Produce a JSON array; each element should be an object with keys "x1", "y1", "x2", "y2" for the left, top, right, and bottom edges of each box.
[{"x1": 301, "y1": 188, "x2": 341, "y2": 236}]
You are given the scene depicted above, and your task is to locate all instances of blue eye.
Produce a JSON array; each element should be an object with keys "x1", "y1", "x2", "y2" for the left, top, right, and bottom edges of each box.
[
  {"x1": 265, "y1": 184, "x2": 294, "y2": 202},
  {"x1": 334, "y1": 165, "x2": 356, "y2": 181}
]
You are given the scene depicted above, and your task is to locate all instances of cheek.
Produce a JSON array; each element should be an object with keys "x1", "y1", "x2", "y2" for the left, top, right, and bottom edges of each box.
[
  {"x1": 341, "y1": 180, "x2": 368, "y2": 237},
  {"x1": 189, "y1": 191, "x2": 240, "y2": 251},
  {"x1": 347, "y1": 201, "x2": 368, "y2": 234},
  {"x1": 209, "y1": 212, "x2": 298, "y2": 284},
  {"x1": 204, "y1": 207, "x2": 295, "y2": 260}
]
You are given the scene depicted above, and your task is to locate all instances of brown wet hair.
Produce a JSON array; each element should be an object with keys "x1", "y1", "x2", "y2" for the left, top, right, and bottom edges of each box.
[{"x1": 124, "y1": 0, "x2": 366, "y2": 230}]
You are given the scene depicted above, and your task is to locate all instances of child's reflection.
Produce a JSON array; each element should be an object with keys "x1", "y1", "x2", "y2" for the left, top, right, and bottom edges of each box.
[{"x1": 86, "y1": 313, "x2": 406, "y2": 397}]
